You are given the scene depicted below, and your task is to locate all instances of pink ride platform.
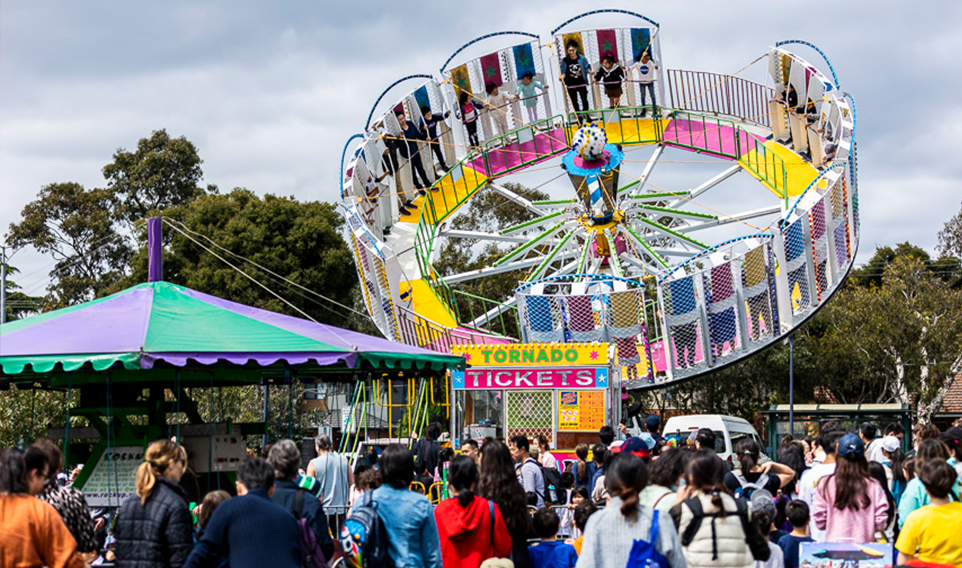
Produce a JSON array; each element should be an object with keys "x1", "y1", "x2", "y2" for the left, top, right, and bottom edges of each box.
[{"x1": 471, "y1": 128, "x2": 568, "y2": 177}]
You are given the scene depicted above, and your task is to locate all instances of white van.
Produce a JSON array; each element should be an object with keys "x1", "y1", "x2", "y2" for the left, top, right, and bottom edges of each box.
[{"x1": 662, "y1": 414, "x2": 766, "y2": 464}]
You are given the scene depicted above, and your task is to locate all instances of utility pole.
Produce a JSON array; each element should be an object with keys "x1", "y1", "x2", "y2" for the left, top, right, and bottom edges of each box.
[{"x1": 1, "y1": 246, "x2": 7, "y2": 325}]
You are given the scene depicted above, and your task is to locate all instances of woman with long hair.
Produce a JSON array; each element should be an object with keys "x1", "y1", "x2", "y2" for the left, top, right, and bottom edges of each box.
[
  {"x1": 897, "y1": 437, "x2": 962, "y2": 529},
  {"x1": 812, "y1": 433, "x2": 888, "y2": 542},
  {"x1": 573, "y1": 443, "x2": 596, "y2": 489},
  {"x1": 672, "y1": 450, "x2": 769, "y2": 568},
  {"x1": 0, "y1": 447, "x2": 86, "y2": 568},
  {"x1": 478, "y1": 439, "x2": 531, "y2": 568},
  {"x1": 578, "y1": 452, "x2": 686, "y2": 568},
  {"x1": 435, "y1": 455, "x2": 512, "y2": 568},
  {"x1": 868, "y1": 462, "x2": 897, "y2": 541},
  {"x1": 724, "y1": 438, "x2": 795, "y2": 498},
  {"x1": 114, "y1": 439, "x2": 194, "y2": 568}
]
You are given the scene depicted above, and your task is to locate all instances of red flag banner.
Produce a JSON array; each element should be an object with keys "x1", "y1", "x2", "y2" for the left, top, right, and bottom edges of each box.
[
  {"x1": 596, "y1": 29, "x2": 619, "y2": 62},
  {"x1": 479, "y1": 52, "x2": 503, "y2": 89}
]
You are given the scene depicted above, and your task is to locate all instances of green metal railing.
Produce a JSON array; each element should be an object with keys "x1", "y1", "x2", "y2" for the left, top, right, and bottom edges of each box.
[
  {"x1": 448, "y1": 289, "x2": 519, "y2": 338},
  {"x1": 568, "y1": 105, "x2": 662, "y2": 145}
]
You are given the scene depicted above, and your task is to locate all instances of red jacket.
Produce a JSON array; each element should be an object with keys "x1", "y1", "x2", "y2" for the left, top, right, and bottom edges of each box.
[{"x1": 435, "y1": 494, "x2": 513, "y2": 568}]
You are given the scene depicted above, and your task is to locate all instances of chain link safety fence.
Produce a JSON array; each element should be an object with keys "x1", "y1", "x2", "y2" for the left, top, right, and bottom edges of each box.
[{"x1": 506, "y1": 390, "x2": 554, "y2": 444}]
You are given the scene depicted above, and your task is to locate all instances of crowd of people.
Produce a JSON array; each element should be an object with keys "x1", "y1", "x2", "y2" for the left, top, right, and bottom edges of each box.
[{"x1": 2, "y1": 417, "x2": 961, "y2": 568}]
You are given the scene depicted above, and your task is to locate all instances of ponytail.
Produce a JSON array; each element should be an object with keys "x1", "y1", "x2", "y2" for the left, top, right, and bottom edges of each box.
[
  {"x1": 458, "y1": 488, "x2": 475, "y2": 508},
  {"x1": 575, "y1": 443, "x2": 590, "y2": 482},
  {"x1": 604, "y1": 453, "x2": 648, "y2": 521},
  {"x1": 136, "y1": 440, "x2": 186, "y2": 504}
]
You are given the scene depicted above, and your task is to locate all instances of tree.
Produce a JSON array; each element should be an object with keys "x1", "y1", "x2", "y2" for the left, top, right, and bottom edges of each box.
[
  {"x1": 849, "y1": 242, "x2": 962, "y2": 289},
  {"x1": 6, "y1": 183, "x2": 130, "y2": 307},
  {"x1": 812, "y1": 256, "x2": 962, "y2": 422},
  {"x1": 2, "y1": 265, "x2": 44, "y2": 321},
  {"x1": 104, "y1": 129, "x2": 212, "y2": 227},
  {"x1": 117, "y1": 188, "x2": 360, "y2": 329},
  {"x1": 433, "y1": 183, "x2": 550, "y2": 337},
  {"x1": 938, "y1": 200, "x2": 962, "y2": 258}
]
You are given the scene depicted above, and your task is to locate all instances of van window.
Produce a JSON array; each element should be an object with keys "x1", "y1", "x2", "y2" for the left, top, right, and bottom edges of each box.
[
  {"x1": 729, "y1": 430, "x2": 764, "y2": 453},
  {"x1": 664, "y1": 431, "x2": 725, "y2": 454}
]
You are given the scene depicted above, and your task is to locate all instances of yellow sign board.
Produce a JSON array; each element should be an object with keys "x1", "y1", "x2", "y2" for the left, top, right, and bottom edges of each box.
[
  {"x1": 558, "y1": 390, "x2": 607, "y2": 431},
  {"x1": 451, "y1": 343, "x2": 609, "y2": 367}
]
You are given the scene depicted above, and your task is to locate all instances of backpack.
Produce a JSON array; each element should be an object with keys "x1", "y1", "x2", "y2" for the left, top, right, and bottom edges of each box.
[
  {"x1": 340, "y1": 491, "x2": 394, "y2": 568},
  {"x1": 730, "y1": 470, "x2": 770, "y2": 500},
  {"x1": 293, "y1": 490, "x2": 330, "y2": 568},
  {"x1": 536, "y1": 462, "x2": 565, "y2": 505},
  {"x1": 677, "y1": 496, "x2": 770, "y2": 562},
  {"x1": 625, "y1": 510, "x2": 669, "y2": 568}
]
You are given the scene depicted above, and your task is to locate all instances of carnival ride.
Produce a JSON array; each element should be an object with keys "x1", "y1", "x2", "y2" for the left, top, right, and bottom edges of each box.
[{"x1": 341, "y1": 10, "x2": 859, "y2": 399}]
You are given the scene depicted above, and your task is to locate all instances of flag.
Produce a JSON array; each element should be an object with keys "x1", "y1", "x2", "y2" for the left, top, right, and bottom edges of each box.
[
  {"x1": 630, "y1": 28, "x2": 652, "y2": 62},
  {"x1": 450, "y1": 64, "x2": 471, "y2": 98},
  {"x1": 413, "y1": 86, "x2": 430, "y2": 114},
  {"x1": 479, "y1": 52, "x2": 503, "y2": 89},
  {"x1": 513, "y1": 43, "x2": 536, "y2": 79},
  {"x1": 596, "y1": 29, "x2": 619, "y2": 62},
  {"x1": 562, "y1": 32, "x2": 584, "y2": 58}
]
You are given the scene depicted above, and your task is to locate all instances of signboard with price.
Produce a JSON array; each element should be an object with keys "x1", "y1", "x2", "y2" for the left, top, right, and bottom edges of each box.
[{"x1": 558, "y1": 390, "x2": 606, "y2": 431}]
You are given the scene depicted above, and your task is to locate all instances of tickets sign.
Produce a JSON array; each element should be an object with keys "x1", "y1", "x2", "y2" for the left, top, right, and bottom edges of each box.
[
  {"x1": 453, "y1": 367, "x2": 609, "y2": 390},
  {"x1": 451, "y1": 343, "x2": 609, "y2": 367}
]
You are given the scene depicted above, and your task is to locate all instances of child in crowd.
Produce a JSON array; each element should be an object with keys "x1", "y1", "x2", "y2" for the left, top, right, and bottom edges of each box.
[
  {"x1": 750, "y1": 490, "x2": 785, "y2": 568},
  {"x1": 458, "y1": 92, "x2": 483, "y2": 148},
  {"x1": 632, "y1": 51, "x2": 659, "y2": 116},
  {"x1": 515, "y1": 71, "x2": 548, "y2": 123},
  {"x1": 560, "y1": 486, "x2": 590, "y2": 539},
  {"x1": 418, "y1": 105, "x2": 451, "y2": 172},
  {"x1": 895, "y1": 459, "x2": 962, "y2": 567},
  {"x1": 594, "y1": 55, "x2": 625, "y2": 108},
  {"x1": 528, "y1": 508, "x2": 579, "y2": 568},
  {"x1": 777, "y1": 501, "x2": 813, "y2": 568},
  {"x1": 485, "y1": 84, "x2": 512, "y2": 138},
  {"x1": 570, "y1": 500, "x2": 597, "y2": 556}
]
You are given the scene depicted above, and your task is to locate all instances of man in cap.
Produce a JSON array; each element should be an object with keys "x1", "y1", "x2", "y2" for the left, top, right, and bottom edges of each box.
[{"x1": 645, "y1": 414, "x2": 664, "y2": 445}]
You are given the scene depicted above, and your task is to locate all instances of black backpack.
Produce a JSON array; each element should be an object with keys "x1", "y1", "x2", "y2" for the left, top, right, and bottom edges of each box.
[
  {"x1": 529, "y1": 459, "x2": 564, "y2": 505},
  {"x1": 340, "y1": 491, "x2": 394, "y2": 568},
  {"x1": 676, "y1": 496, "x2": 770, "y2": 562}
]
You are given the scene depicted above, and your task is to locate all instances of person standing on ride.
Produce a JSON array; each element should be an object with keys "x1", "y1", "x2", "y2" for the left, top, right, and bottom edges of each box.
[
  {"x1": 114, "y1": 440, "x2": 194, "y2": 568},
  {"x1": 435, "y1": 455, "x2": 512, "y2": 568},
  {"x1": 485, "y1": 84, "x2": 513, "y2": 139},
  {"x1": 724, "y1": 439, "x2": 794, "y2": 498},
  {"x1": 672, "y1": 450, "x2": 770, "y2": 568},
  {"x1": 31, "y1": 439, "x2": 98, "y2": 559},
  {"x1": 458, "y1": 91, "x2": 484, "y2": 148},
  {"x1": 578, "y1": 452, "x2": 687, "y2": 568},
  {"x1": 811, "y1": 433, "x2": 888, "y2": 542},
  {"x1": 559, "y1": 41, "x2": 591, "y2": 117},
  {"x1": 419, "y1": 106, "x2": 452, "y2": 172},
  {"x1": 515, "y1": 71, "x2": 548, "y2": 124},
  {"x1": 306, "y1": 434, "x2": 352, "y2": 534},
  {"x1": 479, "y1": 440, "x2": 533, "y2": 568},
  {"x1": 593, "y1": 55, "x2": 625, "y2": 108},
  {"x1": 632, "y1": 51, "x2": 660, "y2": 116},
  {"x1": 0, "y1": 447, "x2": 87, "y2": 568},
  {"x1": 357, "y1": 444, "x2": 443, "y2": 568},
  {"x1": 394, "y1": 109, "x2": 433, "y2": 193},
  {"x1": 510, "y1": 435, "x2": 546, "y2": 509}
]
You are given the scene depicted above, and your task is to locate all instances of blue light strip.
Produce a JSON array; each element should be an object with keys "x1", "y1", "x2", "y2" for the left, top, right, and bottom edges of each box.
[
  {"x1": 514, "y1": 273, "x2": 644, "y2": 293},
  {"x1": 550, "y1": 9, "x2": 659, "y2": 35},
  {"x1": 339, "y1": 133, "x2": 365, "y2": 199},
  {"x1": 365, "y1": 74, "x2": 434, "y2": 128},
  {"x1": 775, "y1": 40, "x2": 839, "y2": 89},
  {"x1": 440, "y1": 31, "x2": 540, "y2": 73}
]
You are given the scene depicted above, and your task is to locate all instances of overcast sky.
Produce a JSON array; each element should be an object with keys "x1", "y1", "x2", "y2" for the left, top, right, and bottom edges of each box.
[{"x1": 3, "y1": 0, "x2": 961, "y2": 298}]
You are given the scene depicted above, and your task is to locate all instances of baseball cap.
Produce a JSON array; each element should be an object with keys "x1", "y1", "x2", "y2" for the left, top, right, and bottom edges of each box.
[
  {"x1": 750, "y1": 489, "x2": 776, "y2": 518},
  {"x1": 837, "y1": 433, "x2": 865, "y2": 460},
  {"x1": 646, "y1": 414, "x2": 662, "y2": 428},
  {"x1": 622, "y1": 436, "x2": 652, "y2": 458},
  {"x1": 880, "y1": 435, "x2": 900, "y2": 454}
]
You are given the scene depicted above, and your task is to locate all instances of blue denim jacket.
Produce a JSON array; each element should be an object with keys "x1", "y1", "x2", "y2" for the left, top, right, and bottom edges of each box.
[{"x1": 353, "y1": 485, "x2": 442, "y2": 568}]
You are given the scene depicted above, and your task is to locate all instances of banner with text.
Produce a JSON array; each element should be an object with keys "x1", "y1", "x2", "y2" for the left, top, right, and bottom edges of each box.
[
  {"x1": 453, "y1": 367, "x2": 608, "y2": 390},
  {"x1": 451, "y1": 343, "x2": 609, "y2": 367}
]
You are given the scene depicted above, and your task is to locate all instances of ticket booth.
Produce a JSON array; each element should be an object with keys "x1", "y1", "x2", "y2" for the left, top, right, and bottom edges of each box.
[{"x1": 450, "y1": 342, "x2": 619, "y2": 457}]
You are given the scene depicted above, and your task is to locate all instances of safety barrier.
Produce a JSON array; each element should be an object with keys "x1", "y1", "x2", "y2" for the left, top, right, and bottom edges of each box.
[{"x1": 666, "y1": 69, "x2": 775, "y2": 129}]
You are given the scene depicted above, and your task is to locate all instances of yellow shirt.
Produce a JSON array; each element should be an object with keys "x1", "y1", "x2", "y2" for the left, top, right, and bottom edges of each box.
[{"x1": 895, "y1": 501, "x2": 962, "y2": 566}]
